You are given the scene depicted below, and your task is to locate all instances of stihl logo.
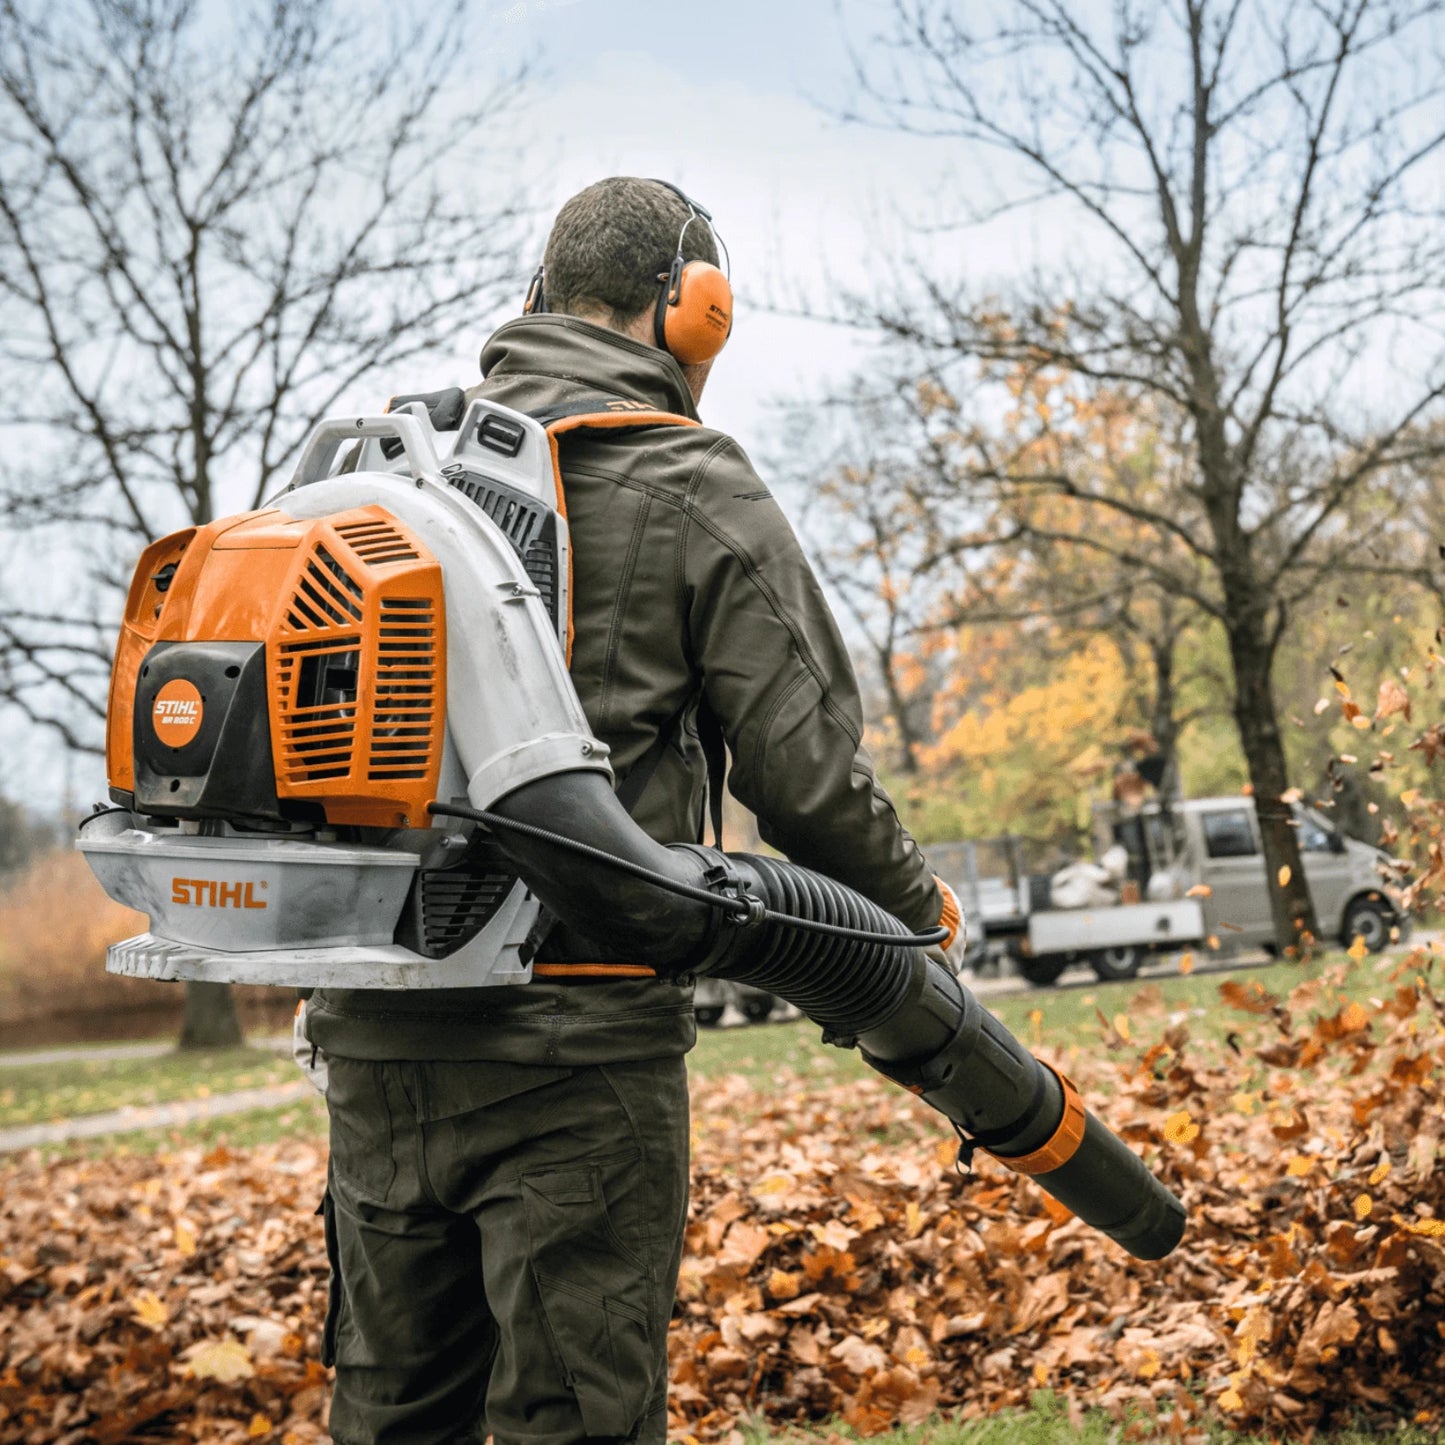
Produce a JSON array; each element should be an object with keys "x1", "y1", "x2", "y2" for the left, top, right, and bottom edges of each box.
[
  {"x1": 171, "y1": 878, "x2": 269, "y2": 910},
  {"x1": 152, "y1": 679, "x2": 204, "y2": 745}
]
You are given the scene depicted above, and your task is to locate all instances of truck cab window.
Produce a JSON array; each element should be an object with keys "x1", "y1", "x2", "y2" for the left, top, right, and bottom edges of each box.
[
  {"x1": 1202, "y1": 809, "x2": 1257, "y2": 859},
  {"x1": 1296, "y1": 812, "x2": 1335, "y2": 852}
]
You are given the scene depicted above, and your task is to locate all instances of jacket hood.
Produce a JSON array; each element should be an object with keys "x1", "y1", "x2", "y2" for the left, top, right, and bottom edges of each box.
[{"x1": 478, "y1": 314, "x2": 701, "y2": 422}]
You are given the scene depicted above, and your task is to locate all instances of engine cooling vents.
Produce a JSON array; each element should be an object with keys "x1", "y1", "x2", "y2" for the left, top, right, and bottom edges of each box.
[
  {"x1": 265, "y1": 506, "x2": 446, "y2": 827},
  {"x1": 394, "y1": 832, "x2": 520, "y2": 958}
]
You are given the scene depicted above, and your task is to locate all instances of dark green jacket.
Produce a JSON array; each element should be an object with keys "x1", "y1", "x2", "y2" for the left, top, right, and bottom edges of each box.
[{"x1": 308, "y1": 315, "x2": 940, "y2": 1063}]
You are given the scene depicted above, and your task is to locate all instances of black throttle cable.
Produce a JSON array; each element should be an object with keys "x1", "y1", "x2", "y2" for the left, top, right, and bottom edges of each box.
[{"x1": 427, "y1": 801, "x2": 949, "y2": 949}]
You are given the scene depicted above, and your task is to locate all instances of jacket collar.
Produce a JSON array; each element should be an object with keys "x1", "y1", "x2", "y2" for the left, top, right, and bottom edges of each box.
[{"x1": 478, "y1": 314, "x2": 701, "y2": 422}]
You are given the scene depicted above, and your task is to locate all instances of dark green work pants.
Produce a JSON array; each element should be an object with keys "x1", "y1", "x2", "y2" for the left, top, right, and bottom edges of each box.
[{"x1": 321, "y1": 1054, "x2": 690, "y2": 1445}]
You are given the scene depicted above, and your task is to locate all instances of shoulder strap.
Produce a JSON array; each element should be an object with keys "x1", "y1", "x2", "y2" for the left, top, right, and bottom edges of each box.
[
  {"x1": 531, "y1": 398, "x2": 699, "y2": 668},
  {"x1": 530, "y1": 397, "x2": 726, "y2": 845},
  {"x1": 530, "y1": 394, "x2": 697, "y2": 428}
]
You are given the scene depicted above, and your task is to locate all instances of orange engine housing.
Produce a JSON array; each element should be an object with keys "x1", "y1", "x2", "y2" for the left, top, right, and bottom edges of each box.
[{"x1": 108, "y1": 505, "x2": 446, "y2": 829}]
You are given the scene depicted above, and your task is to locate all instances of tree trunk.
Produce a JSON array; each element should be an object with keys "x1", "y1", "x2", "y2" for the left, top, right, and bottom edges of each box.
[
  {"x1": 179, "y1": 979, "x2": 244, "y2": 1050},
  {"x1": 1148, "y1": 636, "x2": 1181, "y2": 803},
  {"x1": 1224, "y1": 613, "x2": 1321, "y2": 953},
  {"x1": 879, "y1": 648, "x2": 922, "y2": 774}
]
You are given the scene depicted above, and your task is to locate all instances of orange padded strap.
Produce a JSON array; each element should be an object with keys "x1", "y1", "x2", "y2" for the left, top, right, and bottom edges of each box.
[
  {"x1": 988, "y1": 1061, "x2": 1087, "y2": 1176},
  {"x1": 542, "y1": 409, "x2": 700, "y2": 666},
  {"x1": 531, "y1": 962, "x2": 658, "y2": 979}
]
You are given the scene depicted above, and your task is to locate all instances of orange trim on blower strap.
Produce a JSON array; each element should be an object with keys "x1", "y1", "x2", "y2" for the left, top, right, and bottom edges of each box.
[
  {"x1": 531, "y1": 962, "x2": 658, "y2": 978},
  {"x1": 987, "y1": 1061, "x2": 1087, "y2": 1176},
  {"x1": 933, "y1": 875, "x2": 961, "y2": 950},
  {"x1": 542, "y1": 410, "x2": 700, "y2": 667}
]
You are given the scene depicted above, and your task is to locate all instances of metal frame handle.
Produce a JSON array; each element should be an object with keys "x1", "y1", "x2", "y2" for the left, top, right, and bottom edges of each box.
[{"x1": 290, "y1": 413, "x2": 444, "y2": 490}]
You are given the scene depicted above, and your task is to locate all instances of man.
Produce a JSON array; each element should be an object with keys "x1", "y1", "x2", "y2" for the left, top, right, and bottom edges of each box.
[{"x1": 306, "y1": 176, "x2": 958, "y2": 1445}]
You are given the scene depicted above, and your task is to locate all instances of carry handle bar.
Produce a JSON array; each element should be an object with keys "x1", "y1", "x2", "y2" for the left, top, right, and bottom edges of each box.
[{"x1": 289, "y1": 413, "x2": 444, "y2": 491}]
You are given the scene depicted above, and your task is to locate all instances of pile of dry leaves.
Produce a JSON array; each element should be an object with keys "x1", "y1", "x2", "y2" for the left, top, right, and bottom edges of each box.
[{"x1": 2, "y1": 945, "x2": 1444, "y2": 1443}]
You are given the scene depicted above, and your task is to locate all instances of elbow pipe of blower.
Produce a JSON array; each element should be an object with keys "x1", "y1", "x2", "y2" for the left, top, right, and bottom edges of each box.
[{"x1": 470, "y1": 771, "x2": 1186, "y2": 1261}]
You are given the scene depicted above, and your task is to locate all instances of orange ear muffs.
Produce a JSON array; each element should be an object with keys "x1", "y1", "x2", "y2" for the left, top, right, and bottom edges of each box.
[{"x1": 655, "y1": 259, "x2": 732, "y2": 366}]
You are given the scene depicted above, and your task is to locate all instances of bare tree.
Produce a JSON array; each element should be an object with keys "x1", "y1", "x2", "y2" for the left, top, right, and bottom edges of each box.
[
  {"x1": 841, "y1": 0, "x2": 1445, "y2": 952},
  {"x1": 0, "y1": 0, "x2": 535, "y2": 1044}
]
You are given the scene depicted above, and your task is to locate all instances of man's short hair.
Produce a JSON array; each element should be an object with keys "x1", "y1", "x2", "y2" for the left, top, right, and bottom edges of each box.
[{"x1": 542, "y1": 177, "x2": 720, "y2": 325}]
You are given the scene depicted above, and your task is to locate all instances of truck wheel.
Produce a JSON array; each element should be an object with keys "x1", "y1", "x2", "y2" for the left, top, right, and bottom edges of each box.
[
  {"x1": 1090, "y1": 945, "x2": 1144, "y2": 982},
  {"x1": 741, "y1": 994, "x2": 776, "y2": 1024},
  {"x1": 694, "y1": 1005, "x2": 725, "y2": 1027},
  {"x1": 1342, "y1": 897, "x2": 1393, "y2": 954},
  {"x1": 1017, "y1": 954, "x2": 1070, "y2": 987}
]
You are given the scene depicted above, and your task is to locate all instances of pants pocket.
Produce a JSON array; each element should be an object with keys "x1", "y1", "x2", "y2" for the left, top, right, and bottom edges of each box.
[
  {"x1": 325, "y1": 1058, "x2": 396, "y2": 1201},
  {"x1": 523, "y1": 1156, "x2": 659, "y2": 1438}
]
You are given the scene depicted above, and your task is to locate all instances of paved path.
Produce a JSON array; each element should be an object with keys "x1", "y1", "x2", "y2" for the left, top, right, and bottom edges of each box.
[
  {"x1": 0, "y1": 1079, "x2": 315, "y2": 1154},
  {"x1": 0, "y1": 1035, "x2": 291, "y2": 1068}
]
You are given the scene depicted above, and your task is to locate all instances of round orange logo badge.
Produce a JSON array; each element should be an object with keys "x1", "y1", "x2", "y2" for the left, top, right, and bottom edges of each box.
[{"x1": 152, "y1": 678, "x2": 204, "y2": 747}]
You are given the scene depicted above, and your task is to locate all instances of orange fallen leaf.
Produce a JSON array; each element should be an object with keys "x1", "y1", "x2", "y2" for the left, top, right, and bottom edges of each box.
[
  {"x1": 1163, "y1": 1111, "x2": 1200, "y2": 1145},
  {"x1": 131, "y1": 1290, "x2": 169, "y2": 1331},
  {"x1": 182, "y1": 1338, "x2": 255, "y2": 1383}
]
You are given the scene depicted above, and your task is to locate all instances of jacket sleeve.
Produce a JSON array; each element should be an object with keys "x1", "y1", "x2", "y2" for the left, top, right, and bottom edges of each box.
[{"x1": 682, "y1": 439, "x2": 942, "y2": 931}]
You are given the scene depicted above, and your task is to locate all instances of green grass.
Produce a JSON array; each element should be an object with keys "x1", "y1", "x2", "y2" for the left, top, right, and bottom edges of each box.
[
  {"x1": 23, "y1": 1095, "x2": 328, "y2": 1160},
  {"x1": 0, "y1": 1045, "x2": 295, "y2": 1128},
  {"x1": 745, "y1": 1396, "x2": 1445, "y2": 1443},
  {"x1": 690, "y1": 1010, "x2": 872, "y2": 1089}
]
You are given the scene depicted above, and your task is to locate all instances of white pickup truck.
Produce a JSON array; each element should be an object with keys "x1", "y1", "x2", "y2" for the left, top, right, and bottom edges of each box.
[{"x1": 938, "y1": 797, "x2": 1403, "y2": 986}]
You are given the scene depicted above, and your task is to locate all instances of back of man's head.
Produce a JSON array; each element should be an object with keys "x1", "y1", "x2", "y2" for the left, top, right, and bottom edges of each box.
[{"x1": 543, "y1": 177, "x2": 719, "y2": 327}]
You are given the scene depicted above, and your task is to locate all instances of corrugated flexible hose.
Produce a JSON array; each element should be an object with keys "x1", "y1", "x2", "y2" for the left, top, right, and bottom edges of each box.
[{"x1": 434, "y1": 774, "x2": 1186, "y2": 1260}]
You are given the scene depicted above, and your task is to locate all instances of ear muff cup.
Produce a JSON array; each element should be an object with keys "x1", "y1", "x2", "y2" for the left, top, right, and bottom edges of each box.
[{"x1": 659, "y1": 261, "x2": 732, "y2": 366}]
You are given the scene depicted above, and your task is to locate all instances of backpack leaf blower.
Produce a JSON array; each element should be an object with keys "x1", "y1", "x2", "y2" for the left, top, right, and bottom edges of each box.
[{"x1": 78, "y1": 397, "x2": 1186, "y2": 1260}]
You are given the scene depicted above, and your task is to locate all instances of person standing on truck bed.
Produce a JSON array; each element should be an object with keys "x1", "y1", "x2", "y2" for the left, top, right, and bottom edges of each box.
[{"x1": 305, "y1": 175, "x2": 963, "y2": 1445}]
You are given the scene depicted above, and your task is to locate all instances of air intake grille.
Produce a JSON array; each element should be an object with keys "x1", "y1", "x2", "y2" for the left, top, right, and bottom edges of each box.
[
  {"x1": 369, "y1": 597, "x2": 438, "y2": 781},
  {"x1": 446, "y1": 471, "x2": 546, "y2": 551},
  {"x1": 275, "y1": 632, "x2": 361, "y2": 784},
  {"x1": 285, "y1": 545, "x2": 364, "y2": 630},
  {"x1": 446, "y1": 469, "x2": 562, "y2": 630},
  {"x1": 420, "y1": 864, "x2": 517, "y2": 953}
]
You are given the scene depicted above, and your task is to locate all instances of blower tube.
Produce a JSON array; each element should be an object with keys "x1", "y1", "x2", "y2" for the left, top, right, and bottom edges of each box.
[{"x1": 441, "y1": 773, "x2": 1186, "y2": 1261}]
